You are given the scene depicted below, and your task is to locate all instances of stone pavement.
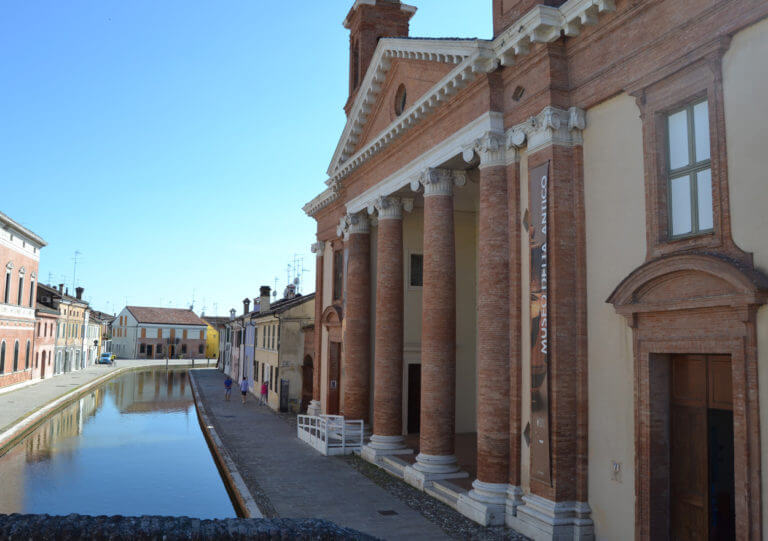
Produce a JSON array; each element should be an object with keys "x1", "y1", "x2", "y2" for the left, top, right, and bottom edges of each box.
[
  {"x1": 0, "y1": 359, "x2": 211, "y2": 436},
  {"x1": 191, "y1": 369, "x2": 450, "y2": 540}
]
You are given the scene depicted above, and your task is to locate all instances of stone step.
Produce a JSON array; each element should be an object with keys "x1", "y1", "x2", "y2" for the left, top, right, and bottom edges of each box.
[
  {"x1": 380, "y1": 455, "x2": 408, "y2": 478},
  {"x1": 425, "y1": 480, "x2": 467, "y2": 508}
]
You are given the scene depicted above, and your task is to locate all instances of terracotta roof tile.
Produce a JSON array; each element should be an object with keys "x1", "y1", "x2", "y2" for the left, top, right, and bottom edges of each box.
[{"x1": 125, "y1": 306, "x2": 205, "y2": 326}]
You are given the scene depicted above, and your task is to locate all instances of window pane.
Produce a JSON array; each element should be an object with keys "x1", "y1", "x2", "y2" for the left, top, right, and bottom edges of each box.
[
  {"x1": 693, "y1": 101, "x2": 710, "y2": 162},
  {"x1": 670, "y1": 175, "x2": 692, "y2": 236},
  {"x1": 668, "y1": 109, "x2": 689, "y2": 170},
  {"x1": 410, "y1": 254, "x2": 423, "y2": 287},
  {"x1": 696, "y1": 169, "x2": 713, "y2": 231}
]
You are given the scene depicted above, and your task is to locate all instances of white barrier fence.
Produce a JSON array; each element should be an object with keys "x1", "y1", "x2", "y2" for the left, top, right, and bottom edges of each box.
[{"x1": 296, "y1": 414, "x2": 364, "y2": 456}]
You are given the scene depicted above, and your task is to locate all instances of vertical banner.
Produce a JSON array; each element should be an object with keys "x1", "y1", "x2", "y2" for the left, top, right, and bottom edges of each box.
[{"x1": 529, "y1": 161, "x2": 551, "y2": 485}]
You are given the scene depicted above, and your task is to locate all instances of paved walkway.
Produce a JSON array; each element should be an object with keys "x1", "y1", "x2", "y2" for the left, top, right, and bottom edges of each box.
[
  {"x1": 191, "y1": 369, "x2": 449, "y2": 540},
  {"x1": 0, "y1": 359, "x2": 211, "y2": 435}
]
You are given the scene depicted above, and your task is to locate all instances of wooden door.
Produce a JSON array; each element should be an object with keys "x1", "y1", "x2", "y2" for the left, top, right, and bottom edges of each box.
[
  {"x1": 670, "y1": 354, "x2": 734, "y2": 541},
  {"x1": 408, "y1": 363, "x2": 421, "y2": 433},
  {"x1": 327, "y1": 342, "x2": 341, "y2": 414}
]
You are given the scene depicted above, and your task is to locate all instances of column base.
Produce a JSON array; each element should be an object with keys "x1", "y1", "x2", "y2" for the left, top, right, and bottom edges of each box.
[
  {"x1": 507, "y1": 494, "x2": 594, "y2": 541},
  {"x1": 456, "y1": 480, "x2": 508, "y2": 526},
  {"x1": 361, "y1": 434, "x2": 413, "y2": 462},
  {"x1": 306, "y1": 400, "x2": 321, "y2": 416},
  {"x1": 505, "y1": 484, "x2": 524, "y2": 519},
  {"x1": 403, "y1": 453, "x2": 468, "y2": 490}
]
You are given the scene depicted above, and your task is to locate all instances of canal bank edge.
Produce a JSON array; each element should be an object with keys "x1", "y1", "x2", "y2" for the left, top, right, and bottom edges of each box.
[
  {"x1": 189, "y1": 371, "x2": 263, "y2": 519},
  {"x1": 0, "y1": 363, "x2": 202, "y2": 456}
]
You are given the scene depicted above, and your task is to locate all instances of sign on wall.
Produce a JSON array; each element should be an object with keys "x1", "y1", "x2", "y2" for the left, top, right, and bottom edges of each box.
[{"x1": 529, "y1": 161, "x2": 552, "y2": 485}]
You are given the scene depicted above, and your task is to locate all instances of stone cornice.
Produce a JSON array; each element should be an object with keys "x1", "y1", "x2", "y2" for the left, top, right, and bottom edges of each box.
[
  {"x1": 343, "y1": 1, "x2": 417, "y2": 29},
  {"x1": 302, "y1": 181, "x2": 341, "y2": 217}
]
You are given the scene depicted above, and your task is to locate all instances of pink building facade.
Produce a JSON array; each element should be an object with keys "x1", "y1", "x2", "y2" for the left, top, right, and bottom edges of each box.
[{"x1": 0, "y1": 212, "x2": 46, "y2": 389}]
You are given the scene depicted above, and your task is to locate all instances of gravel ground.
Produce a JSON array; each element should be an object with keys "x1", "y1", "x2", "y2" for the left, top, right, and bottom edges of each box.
[
  {"x1": 277, "y1": 411, "x2": 527, "y2": 540},
  {"x1": 339, "y1": 455, "x2": 528, "y2": 540}
]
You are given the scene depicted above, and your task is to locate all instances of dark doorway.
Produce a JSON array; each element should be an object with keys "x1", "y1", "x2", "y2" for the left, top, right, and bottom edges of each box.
[
  {"x1": 327, "y1": 342, "x2": 341, "y2": 415},
  {"x1": 301, "y1": 355, "x2": 313, "y2": 413},
  {"x1": 670, "y1": 354, "x2": 734, "y2": 540},
  {"x1": 146, "y1": 344, "x2": 153, "y2": 359},
  {"x1": 407, "y1": 364, "x2": 421, "y2": 434}
]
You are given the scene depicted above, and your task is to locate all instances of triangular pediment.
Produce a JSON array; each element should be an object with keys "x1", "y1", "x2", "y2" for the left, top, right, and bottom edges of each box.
[
  {"x1": 327, "y1": 37, "x2": 489, "y2": 176},
  {"x1": 353, "y1": 57, "x2": 455, "y2": 153}
]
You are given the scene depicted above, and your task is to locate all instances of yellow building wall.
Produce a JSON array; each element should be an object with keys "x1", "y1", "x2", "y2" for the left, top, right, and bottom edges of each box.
[
  {"x1": 582, "y1": 92, "x2": 647, "y2": 539},
  {"x1": 721, "y1": 16, "x2": 768, "y2": 529},
  {"x1": 205, "y1": 325, "x2": 219, "y2": 358}
]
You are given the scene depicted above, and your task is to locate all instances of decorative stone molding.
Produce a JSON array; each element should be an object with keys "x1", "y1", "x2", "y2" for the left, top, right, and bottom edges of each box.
[
  {"x1": 463, "y1": 131, "x2": 506, "y2": 169},
  {"x1": 410, "y1": 168, "x2": 467, "y2": 197},
  {"x1": 310, "y1": 241, "x2": 325, "y2": 257},
  {"x1": 366, "y1": 196, "x2": 409, "y2": 221},
  {"x1": 336, "y1": 212, "x2": 370, "y2": 239},
  {"x1": 302, "y1": 179, "x2": 342, "y2": 217},
  {"x1": 343, "y1": 1, "x2": 417, "y2": 29},
  {"x1": 5, "y1": 261, "x2": 13, "y2": 270},
  {"x1": 18, "y1": 266, "x2": 25, "y2": 275},
  {"x1": 510, "y1": 106, "x2": 586, "y2": 154}
]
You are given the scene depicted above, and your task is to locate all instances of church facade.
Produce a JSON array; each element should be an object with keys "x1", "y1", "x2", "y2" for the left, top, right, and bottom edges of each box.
[{"x1": 303, "y1": 1, "x2": 768, "y2": 539}]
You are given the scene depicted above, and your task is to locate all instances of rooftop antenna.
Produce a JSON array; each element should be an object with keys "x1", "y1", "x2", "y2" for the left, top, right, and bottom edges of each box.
[
  {"x1": 72, "y1": 250, "x2": 81, "y2": 291},
  {"x1": 213, "y1": 302, "x2": 219, "y2": 316}
]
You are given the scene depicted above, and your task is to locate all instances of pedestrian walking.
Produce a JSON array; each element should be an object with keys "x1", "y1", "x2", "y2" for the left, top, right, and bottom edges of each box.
[
  {"x1": 240, "y1": 377, "x2": 249, "y2": 404},
  {"x1": 260, "y1": 381, "x2": 268, "y2": 405},
  {"x1": 224, "y1": 376, "x2": 233, "y2": 401}
]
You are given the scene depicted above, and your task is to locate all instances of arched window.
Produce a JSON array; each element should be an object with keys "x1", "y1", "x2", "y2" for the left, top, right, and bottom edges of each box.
[
  {"x1": 25, "y1": 340, "x2": 30, "y2": 369},
  {"x1": 13, "y1": 340, "x2": 19, "y2": 371},
  {"x1": 0, "y1": 341, "x2": 5, "y2": 373}
]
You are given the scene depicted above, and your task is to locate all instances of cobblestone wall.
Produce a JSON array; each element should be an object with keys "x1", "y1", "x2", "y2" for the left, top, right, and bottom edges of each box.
[{"x1": 0, "y1": 513, "x2": 376, "y2": 540}]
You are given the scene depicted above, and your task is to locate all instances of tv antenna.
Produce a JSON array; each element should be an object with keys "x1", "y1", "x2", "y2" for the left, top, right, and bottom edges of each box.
[{"x1": 72, "y1": 250, "x2": 82, "y2": 291}]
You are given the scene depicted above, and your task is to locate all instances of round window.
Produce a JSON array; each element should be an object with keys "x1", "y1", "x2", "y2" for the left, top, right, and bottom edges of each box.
[{"x1": 394, "y1": 84, "x2": 407, "y2": 116}]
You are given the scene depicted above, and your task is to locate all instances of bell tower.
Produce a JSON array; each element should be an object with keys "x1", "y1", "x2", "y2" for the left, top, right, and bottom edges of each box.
[{"x1": 343, "y1": 0, "x2": 416, "y2": 115}]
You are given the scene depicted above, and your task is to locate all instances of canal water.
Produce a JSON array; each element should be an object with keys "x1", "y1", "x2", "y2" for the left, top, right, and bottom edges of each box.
[{"x1": 0, "y1": 369, "x2": 236, "y2": 519}]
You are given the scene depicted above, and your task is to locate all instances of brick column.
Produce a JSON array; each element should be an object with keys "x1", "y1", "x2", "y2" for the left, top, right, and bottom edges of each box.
[
  {"x1": 505, "y1": 149, "x2": 525, "y2": 518},
  {"x1": 458, "y1": 133, "x2": 510, "y2": 526},
  {"x1": 507, "y1": 106, "x2": 593, "y2": 539},
  {"x1": 362, "y1": 196, "x2": 412, "y2": 460},
  {"x1": 308, "y1": 240, "x2": 324, "y2": 416},
  {"x1": 341, "y1": 212, "x2": 371, "y2": 423},
  {"x1": 404, "y1": 168, "x2": 467, "y2": 488}
]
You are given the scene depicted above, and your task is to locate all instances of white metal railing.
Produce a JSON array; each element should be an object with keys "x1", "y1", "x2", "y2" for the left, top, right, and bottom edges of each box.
[{"x1": 297, "y1": 414, "x2": 364, "y2": 456}]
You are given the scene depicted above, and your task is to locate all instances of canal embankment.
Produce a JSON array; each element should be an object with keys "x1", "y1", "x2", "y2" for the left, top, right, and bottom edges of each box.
[
  {"x1": 189, "y1": 369, "x2": 450, "y2": 540},
  {"x1": 0, "y1": 359, "x2": 211, "y2": 453},
  {"x1": 189, "y1": 371, "x2": 263, "y2": 519}
]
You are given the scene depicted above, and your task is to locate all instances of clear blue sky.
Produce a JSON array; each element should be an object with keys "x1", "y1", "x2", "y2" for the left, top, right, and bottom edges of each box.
[{"x1": 1, "y1": 1, "x2": 491, "y2": 317}]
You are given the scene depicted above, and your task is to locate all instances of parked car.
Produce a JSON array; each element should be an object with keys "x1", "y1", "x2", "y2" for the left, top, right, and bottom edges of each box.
[{"x1": 97, "y1": 352, "x2": 113, "y2": 365}]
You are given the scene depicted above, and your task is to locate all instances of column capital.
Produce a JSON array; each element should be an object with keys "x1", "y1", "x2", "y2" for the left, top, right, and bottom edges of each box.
[
  {"x1": 336, "y1": 211, "x2": 370, "y2": 239},
  {"x1": 411, "y1": 168, "x2": 467, "y2": 197},
  {"x1": 311, "y1": 241, "x2": 325, "y2": 256},
  {"x1": 366, "y1": 195, "x2": 414, "y2": 220},
  {"x1": 463, "y1": 131, "x2": 507, "y2": 169},
  {"x1": 509, "y1": 106, "x2": 586, "y2": 154}
]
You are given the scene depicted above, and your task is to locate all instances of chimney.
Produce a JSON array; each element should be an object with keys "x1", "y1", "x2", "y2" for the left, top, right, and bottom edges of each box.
[
  {"x1": 65, "y1": 287, "x2": 69, "y2": 296},
  {"x1": 284, "y1": 283, "x2": 297, "y2": 299},
  {"x1": 259, "y1": 286, "x2": 271, "y2": 313},
  {"x1": 242, "y1": 297, "x2": 251, "y2": 315},
  {"x1": 75, "y1": 287, "x2": 84, "y2": 300},
  {"x1": 58, "y1": 283, "x2": 64, "y2": 293},
  {"x1": 343, "y1": 0, "x2": 415, "y2": 115},
  {"x1": 229, "y1": 308, "x2": 236, "y2": 321}
]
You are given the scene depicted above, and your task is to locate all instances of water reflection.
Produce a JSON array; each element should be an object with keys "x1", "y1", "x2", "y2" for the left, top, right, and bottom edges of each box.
[{"x1": 0, "y1": 370, "x2": 235, "y2": 519}]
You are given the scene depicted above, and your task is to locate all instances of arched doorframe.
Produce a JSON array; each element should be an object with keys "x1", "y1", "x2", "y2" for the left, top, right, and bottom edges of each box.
[{"x1": 608, "y1": 253, "x2": 768, "y2": 540}]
